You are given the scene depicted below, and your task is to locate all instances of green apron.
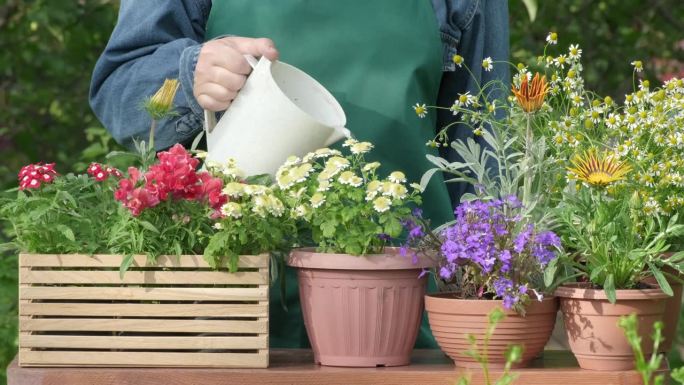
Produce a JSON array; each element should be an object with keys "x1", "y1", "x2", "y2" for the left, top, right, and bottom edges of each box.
[{"x1": 206, "y1": 0, "x2": 452, "y2": 348}]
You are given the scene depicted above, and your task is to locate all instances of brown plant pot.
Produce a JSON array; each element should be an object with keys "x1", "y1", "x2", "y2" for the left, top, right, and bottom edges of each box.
[
  {"x1": 425, "y1": 293, "x2": 558, "y2": 368},
  {"x1": 288, "y1": 247, "x2": 433, "y2": 367},
  {"x1": 642, "y1": 252, "x2": 683, "y2": 353},
  {"x1": 555, "y1": 283, "x2": 668, "y2": 371}
]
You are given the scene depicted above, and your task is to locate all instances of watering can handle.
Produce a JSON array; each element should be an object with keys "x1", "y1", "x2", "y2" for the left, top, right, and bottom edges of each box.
[{"x1": 203, "y1": 55, "x2": 259, "y2": 134}]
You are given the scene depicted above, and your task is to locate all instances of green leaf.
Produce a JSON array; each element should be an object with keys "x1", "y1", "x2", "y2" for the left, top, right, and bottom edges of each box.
[
  {"x1": 55, "y1": 224, "x2": 75, "y2": 242},
  {"x1": 544, "y1": 256, "x2": 558, "y2": 288},
  {"x1": 419, "y1": 167, "x2": 439, "y2": 192},
  {"x1": 604, "y1": 274, "x2": 616, "y2": 304},
  {"x1": 138, "y1": 220, "x2": 160, "y2": 234},
  {"x1": 648, "y1": 263, "x2": 673, "y2": 296},
  {"x1": 119, "y1": 254, "x2": 135, "y2": 279}
]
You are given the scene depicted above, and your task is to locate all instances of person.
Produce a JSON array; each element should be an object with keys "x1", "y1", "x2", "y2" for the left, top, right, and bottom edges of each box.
[{"x1": 90, "y1": 0, "x2": 510, "y2": 348}]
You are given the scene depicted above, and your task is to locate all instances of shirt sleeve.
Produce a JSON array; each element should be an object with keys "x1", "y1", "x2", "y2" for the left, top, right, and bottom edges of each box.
[{"x1": 89, "y1": 0, "x2": 212, "y2": 151}]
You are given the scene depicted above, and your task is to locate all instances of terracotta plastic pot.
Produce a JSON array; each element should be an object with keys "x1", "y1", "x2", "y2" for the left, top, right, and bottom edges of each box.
[
  {"x1": 425, "y1": 293, "x2": 558, "y2": 368},
  {"x1": 642, "y1": 253, "x2": 683, "y2": 353},
  {"x1": 555, "y1": 283, "x2": 668, "y2": 371},
  {"x1": 288, "y1": 247, "x2": 433, "y2": 367}
]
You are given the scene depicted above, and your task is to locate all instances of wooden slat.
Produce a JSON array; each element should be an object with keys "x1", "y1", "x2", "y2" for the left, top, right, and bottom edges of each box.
[
  {"x1": 20, "y1": 302, "x2": 268, "y2": 317},
  {"x1": 19, "y1": 334, "x2": 267, "y2": 350},
  {"x1": 20, "y1": 268, "x2": 269, "y2": 285},
  {"x1": 20, "y1": 286, "x2": 267, "y2": 301},
  {"x1": 19, "y1": 350, "x2": 268, "y2": 368},
  {"x1": 8, "y1": 350, "x2": 660, "y2": 384},
  {"x1": 20, "y1": 254, "x2": 269, "y2": 268},
  {"x1": 20, "y1": 317, "x2": 267, "y2": 333}
]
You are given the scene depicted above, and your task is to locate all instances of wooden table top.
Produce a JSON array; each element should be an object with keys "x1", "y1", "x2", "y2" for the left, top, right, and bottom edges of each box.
[{"x1": 7, "y1": 349, "x2": 665, "y2": 385}]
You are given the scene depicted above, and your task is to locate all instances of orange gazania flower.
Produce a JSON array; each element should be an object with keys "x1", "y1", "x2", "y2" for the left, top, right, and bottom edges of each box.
[
  {"x1": 512, "y1": 73, "x2": 548, "y2": 113},
  {"x1": 568, "y1": 149, "x2": 632, "y2": 187}
]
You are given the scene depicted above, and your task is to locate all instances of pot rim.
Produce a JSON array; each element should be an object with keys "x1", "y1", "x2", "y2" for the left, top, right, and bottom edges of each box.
[
  {"x1": 287, "y1": 247, "x2": 436, "y2": 270},
  {"x1": 425, "y1": 291, "x2": 558, "y2": 314},
  {"x1": 554, "y1": 282, "x2": 669, "y2": 300}
]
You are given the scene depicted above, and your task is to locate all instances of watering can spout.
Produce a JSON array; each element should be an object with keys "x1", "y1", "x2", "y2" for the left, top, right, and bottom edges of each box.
[{"x1": 324, "y1": 127, "x2": 351, "y2": 147}]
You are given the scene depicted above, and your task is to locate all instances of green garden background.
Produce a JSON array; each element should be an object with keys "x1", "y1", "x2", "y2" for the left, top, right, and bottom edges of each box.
[{"x1": 0, "y1": 1, "x2": 682, "y2": 383}]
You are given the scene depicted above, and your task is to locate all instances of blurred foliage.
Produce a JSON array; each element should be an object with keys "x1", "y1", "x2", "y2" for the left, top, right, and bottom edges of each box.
[
  {"x1": 0, "y1": 1, "x2": 120, "y2": 384},
  {"x1": 0, "y1": 0, "x2": 683, "y2": 383},
  {"x1": 509, "y1": 0, "x2": 684, "y2": 99}
]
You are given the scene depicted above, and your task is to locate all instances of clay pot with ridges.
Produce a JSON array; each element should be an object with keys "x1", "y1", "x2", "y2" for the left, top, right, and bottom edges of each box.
[
  {"x1": 425, "y1": 293, "x2": 558, "y2": 368},
  {"x1": 288, "y1": 247, "x2": 433, "y2": 367}
]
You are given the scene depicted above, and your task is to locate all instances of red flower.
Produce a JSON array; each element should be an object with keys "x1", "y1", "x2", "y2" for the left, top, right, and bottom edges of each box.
[
  {"x1": 198, "y1": 172, "x2": 228, "y2": 212},
  {"x1": 18, "y1": 163, "x2": 58, "y2": 190},
  {"x1": 125, "y1": 187, "x2": 161, "y2": 216},
  {"x1": 87, "y1": 163, "x2": 123, "y2": 182},
  {"x1": 145, "y1": 144, "x2": 201, "y2": 201}
]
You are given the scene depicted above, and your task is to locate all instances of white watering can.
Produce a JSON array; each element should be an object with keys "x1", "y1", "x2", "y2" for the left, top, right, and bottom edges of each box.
[{"x1": 203, "y1": 55, "x2": 350, "y2": 176}]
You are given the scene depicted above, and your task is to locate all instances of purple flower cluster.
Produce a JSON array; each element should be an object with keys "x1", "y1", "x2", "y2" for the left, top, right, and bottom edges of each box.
[
  {"x1": 398, "y1": 207, "x2": 426, "y2": 264},
  {"x1": 438, "y1": 196, "x2": 560, "y2": 309}
]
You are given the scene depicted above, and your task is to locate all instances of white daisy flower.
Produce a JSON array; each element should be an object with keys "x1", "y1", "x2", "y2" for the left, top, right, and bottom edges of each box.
[
  {"x1": 631, "y1": 60, "x2": 644, "y2": 73},
  {"x1": 220, "y1": 202, "x2": 243, "y2": 219},
  {"x1": 222, "y1": 182, "x2": 245, "y2": 198},
  {"x1": 388, "y1": 171, "x2": 407, "y2": 183},
  {"x1": 310, "y1": 192, "x2": 326, "y2": 208},
  {"x1": 413, "y1": 103, "x2": 427, "y2": 118},
  {"x1": 350, "y1": 141, "x2": 374, "y2": 155},
  {"x1": 482, "y1": 57, "x2": 493, "y2": 72},
  {"x1": 372, "y1": 196, "x2": 392, "y2": 213},
  {"x1": 342, "y1": 138, "x2": 358, "y2": 147},
  {"x1": 546, "y1": 32, "x2": 558, "y2": 45},
  {"x1": 568, "y1": 44, "x2": 582, "y2": 60},
  {"x1": 213, "y1": 222, "x2": 223, "y2": 230},
  {"x1": 363, "y1": 162, "x2": 381, "y2": 172}
]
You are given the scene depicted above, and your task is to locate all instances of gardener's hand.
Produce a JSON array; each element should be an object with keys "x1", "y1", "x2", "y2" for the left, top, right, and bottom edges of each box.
[{"x1": 194, "y1": 36, "x2": 279, "y2": 111}]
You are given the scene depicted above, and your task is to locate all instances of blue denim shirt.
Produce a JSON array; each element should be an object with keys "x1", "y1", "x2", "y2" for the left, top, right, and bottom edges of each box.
[{"x1": 89, "y1": 0, "x2": 509, "y2": 151}]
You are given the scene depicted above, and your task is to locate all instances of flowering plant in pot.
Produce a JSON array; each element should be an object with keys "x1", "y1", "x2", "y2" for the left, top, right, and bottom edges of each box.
[
  {"x1": 276, "y1": 139, "x2": 431, "y2": 367},
  {"x1": 553, "y1": 155, "x2": 684, "y2": 370},
  {"x1": 405, "y1": 196, "x2": 561, "y2": 368}
]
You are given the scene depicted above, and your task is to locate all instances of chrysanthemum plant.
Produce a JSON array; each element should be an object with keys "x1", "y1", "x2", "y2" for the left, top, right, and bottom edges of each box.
[
  {"x1": 275, "y1": 139, "x2": 422, "y2": 256},
  {"x1": 202, "y1": 158, "x2": 296, "y2": 272}
]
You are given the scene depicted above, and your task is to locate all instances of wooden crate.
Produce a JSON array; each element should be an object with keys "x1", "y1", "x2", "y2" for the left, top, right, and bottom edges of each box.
[{"x1": 18, "y1": 253, "x2": 269, "y2": 368}]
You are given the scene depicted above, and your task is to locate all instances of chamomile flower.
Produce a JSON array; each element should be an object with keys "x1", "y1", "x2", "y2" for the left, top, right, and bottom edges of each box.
[
  {"x1": 413, "y1": 103, "x2": 427, "y2": 118},
  {"x1": 454, "y1": 91, "x2": 477, "y2": 108},
  {"x1": 326, "y1": 156, "x2": 350, "y2": 171},
  {"x1": 568, "y1": 44, "x2": 582, "y2": 60},
  {"x1": 388, "y1": 171, "x2": 407, "y2": 183},
  {"x1": 310, "y1": 192, "x2": 326, "y2": 208},
  {"x1": 631, "y1": 60, "x2": 644, "y2": 73},
  {"x1": 213, "y1": 222, "x2": 223, "y2": 230},
  {"x1": 553, "y1": 55, "x2": 568, "y2": 68},
  {"x1": 372, "y1": 196, "x2": 392, "y2": 213},
  {"x1": 410, "y1": 183, "x2": 423, "y2": 192},
  {"x1": 342, "y1": 138, "x2": 358, "y2": 147},
  {"x1": 482, "y1": 57, "x2": 493, "y2": 72},
  {"x1": 452, "y1": 54, "x2": 464, "y2": 67},
  {"x1": 546, "y1": 32, "x2": 558, "y2": 45},
  {"x1": 350, "y1": 141, "x2": 374, "y2": 155}
]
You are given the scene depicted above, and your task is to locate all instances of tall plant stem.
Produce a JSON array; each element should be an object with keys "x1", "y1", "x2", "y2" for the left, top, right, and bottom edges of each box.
[
  {"x1": 522, "y1": 113, "x2": 533, "y2": 208},
  {"x1": 149, "y1": 119, "x2": 157, "y2": 151}
]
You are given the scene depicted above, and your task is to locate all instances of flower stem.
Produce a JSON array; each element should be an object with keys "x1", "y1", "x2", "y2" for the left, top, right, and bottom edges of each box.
[
  {"x1": 149, "y1": 119, "x2": 157, "y2": 151},
  {"x1": 523, "y1": 114, "x2": 533, "y2": 207}
]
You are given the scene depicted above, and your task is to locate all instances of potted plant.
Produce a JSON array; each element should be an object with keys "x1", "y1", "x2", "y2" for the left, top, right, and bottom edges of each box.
[
  {"x1": 405, "y1": 197, "x2": 560, "y2": 368},
  {"x1": 277, "y1": 140, "x2": 431, "y2": 367},
  {"x1": 0, "y1": 79, "x2": 291, "y2": 368},
  {"x1": 553, "y1": 152, "x2": 684, "y2": 371}
]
